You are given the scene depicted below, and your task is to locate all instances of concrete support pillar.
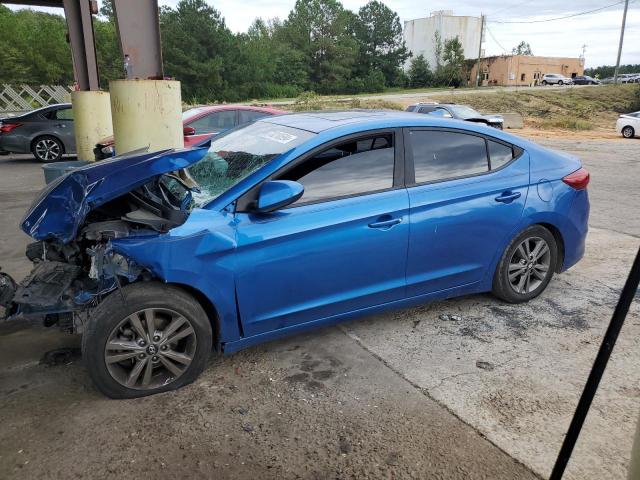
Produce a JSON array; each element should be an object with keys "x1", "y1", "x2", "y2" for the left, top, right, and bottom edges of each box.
[
  {"x1": 71, "y1": 91, "x2": 113, "y2": 161},
  {"x1": 109, "y1": 80, "x2": 183, "y2": 156}
]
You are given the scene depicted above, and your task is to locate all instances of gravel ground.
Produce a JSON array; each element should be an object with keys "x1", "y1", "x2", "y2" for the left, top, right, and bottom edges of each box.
[{"x1": 0, "y1": 136, "x2": 638, "y2": 479}]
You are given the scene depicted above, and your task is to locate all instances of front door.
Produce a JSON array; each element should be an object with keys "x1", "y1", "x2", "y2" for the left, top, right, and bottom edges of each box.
[{"x1": 233, "y1": 131, "x2": 409, "y2": 336}]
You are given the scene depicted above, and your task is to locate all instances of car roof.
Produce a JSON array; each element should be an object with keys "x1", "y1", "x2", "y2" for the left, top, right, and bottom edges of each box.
[
  {"x1": 260, "y1": 110, "x2": 486, "y2": 134},
  {"x1": 184, "y1": 104, "x2": 287, "y2": 122}
]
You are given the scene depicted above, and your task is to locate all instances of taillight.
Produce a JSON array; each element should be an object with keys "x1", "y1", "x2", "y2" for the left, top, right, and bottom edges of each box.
[
  {"x1": 0, "y1": 122, "x2": 22, "y2": 134},
  {"x1": 562, "y1": 167, "x2": 590, "y2": 190}
]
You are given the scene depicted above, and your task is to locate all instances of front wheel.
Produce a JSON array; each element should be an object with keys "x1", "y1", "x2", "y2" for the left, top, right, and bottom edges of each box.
[
  {"x1": 622, "y1": 126, "x2": 635, "y2": 139},
  {"x1": 492, "y1": 225, "x2": 558, "y2": 303},
  {"x1": 83, "y1": 282, "x2": 213, "y2": 398},
  {"x1": 557, "y1": 80, "x2": 563, "y2": 85},
  {"x1": 541, "y1": 80, "x2": 548, "y2": 86}
]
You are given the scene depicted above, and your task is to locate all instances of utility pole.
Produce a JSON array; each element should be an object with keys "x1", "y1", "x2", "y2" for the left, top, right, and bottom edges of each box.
[
  {"x1": 475, "y1": 14, "x2": 485, "y2": 88},
  {"x1": 613, "y1": 0, "x2": 629, "y2": 84}
]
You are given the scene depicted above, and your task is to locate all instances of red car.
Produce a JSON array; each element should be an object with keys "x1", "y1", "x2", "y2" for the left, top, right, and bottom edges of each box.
[{"x1": 94, "y1": 105, "x2": 288, "y2": 159}]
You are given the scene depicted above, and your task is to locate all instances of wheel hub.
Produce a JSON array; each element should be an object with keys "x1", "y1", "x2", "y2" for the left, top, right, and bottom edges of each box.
[
  {"x1": 104, "y1": 308, "x2": 197, "y2": 390},
  {"x1": 508, "y1": 236, "x2": 551, "y2": 295}
]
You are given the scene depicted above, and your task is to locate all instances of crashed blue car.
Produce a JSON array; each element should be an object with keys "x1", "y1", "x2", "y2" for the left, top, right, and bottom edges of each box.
[{"x1": 0, "y1": 111, "x2": 590, "y2": 398}]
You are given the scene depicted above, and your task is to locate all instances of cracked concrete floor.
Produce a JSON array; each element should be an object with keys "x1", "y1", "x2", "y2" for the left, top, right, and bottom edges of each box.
[{"x1": 0, "y1": 137, "x2": 639, "y2": 479}]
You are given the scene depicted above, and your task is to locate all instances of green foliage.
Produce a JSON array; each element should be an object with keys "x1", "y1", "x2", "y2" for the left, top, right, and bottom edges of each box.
[
  {"x1": 584, "y1": 64, "x2": 640, "y2": 79},
  {"x1": 1, "y1": 0, "x2": 478, "y2": 101},
  {"x1": 407, "y1": 55, "x2": 432, "y2": 88},
  {"x1": 352, "y1": 1, "x2": 409, "y2": 88},
  {"x1": 512, "y1": 41, "x2": 533, "y2": 56}
]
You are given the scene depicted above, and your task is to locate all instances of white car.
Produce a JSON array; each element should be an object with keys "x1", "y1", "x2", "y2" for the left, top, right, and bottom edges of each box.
[
  {"x1": 541, "y1": 73, "x2": 574, "y2": 86},
  {"x1": 616, "y1": 111, "x2": 640, "y2": 139}
]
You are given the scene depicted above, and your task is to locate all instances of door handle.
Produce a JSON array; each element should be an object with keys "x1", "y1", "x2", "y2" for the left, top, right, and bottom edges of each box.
[
  {"x1": 495, "y1": 191, "x2": 522, "y2": 203},
  {"x1": 368, "y1": 218, "x2": 402, "y2": 229},
  {"x1": 57, "y1": 124, "x2": 66, "y2": 128}
]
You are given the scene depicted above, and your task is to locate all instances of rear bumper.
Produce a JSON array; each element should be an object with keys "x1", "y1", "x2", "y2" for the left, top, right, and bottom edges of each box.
[{"x1": 561, "y1": 189, "x2": 589, "y2": 271}]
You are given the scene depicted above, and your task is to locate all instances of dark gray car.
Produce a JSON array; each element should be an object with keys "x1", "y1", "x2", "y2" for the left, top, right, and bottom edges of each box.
[
  {"x1": 0, "y1": 104, "x2": 75, "y2": 162},
  {"x1": 406, "y1": 102, "x2": 504, "y2": 129}
]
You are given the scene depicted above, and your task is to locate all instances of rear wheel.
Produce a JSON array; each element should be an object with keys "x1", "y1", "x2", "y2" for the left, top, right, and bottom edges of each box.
[
  {"x1": 32, "y1": 135, "x2": 63, "y2": 162},
  {"x1": 622, "y1": 126, "x2": 635, "y2": 139},
  {"x1": 492, "y1": 225, "x2": 557, "y2": 303},
  {"x1": 83, "y1": 282, "x2": 212, "y2": 398},
  {"x1": 541, "y1": 80, "x2": 548, "y2": 86}
]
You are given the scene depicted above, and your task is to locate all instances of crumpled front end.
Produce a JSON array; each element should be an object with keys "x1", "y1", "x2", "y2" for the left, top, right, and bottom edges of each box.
[{"x1": 1, "y1": 146, "x2": 209, "y2": 331}]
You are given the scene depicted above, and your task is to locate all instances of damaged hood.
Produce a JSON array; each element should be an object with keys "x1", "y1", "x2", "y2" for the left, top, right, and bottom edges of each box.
[{"x1": 21, "y1": 146, "x2": 209, "y2": 244}]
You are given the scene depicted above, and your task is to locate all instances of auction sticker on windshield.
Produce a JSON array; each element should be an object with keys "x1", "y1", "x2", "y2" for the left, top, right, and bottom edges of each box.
[{"x1": 259, "y1": 131, "x2": 298, "y2": 144}]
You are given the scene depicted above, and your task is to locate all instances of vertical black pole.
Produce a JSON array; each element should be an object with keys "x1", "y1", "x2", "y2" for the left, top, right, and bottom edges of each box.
[{"x1": 550, "y1": 246, "x2": 640, "y2": 479}]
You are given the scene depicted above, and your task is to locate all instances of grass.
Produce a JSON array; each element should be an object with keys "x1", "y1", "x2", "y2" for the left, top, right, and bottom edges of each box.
[{"x1": 428, "y1": 84, "x2": 640, "y2": 131}]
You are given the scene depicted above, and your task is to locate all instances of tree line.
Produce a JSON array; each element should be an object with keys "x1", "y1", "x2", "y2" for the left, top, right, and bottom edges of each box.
[
  {"x1": 0, "y1": 0, "x2": 478, "y2": 102},
  {"x1": 584, "y1": 64, "x2": 640, "y2": 79}
]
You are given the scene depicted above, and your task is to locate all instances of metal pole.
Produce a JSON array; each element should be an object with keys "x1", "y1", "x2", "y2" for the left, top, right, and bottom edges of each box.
[
  {"x1": 613, "y1": 0, "x2": 629, "y2": 84},
  {"x1": 549, "y1": 246, "x2": 640, "y2": 479},
  {"x1": 475, "y1": 14, "x2": 485, "y2": 88}
]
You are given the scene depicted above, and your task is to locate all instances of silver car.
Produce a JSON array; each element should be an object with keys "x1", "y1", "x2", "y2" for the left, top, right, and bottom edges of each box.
[
  {"x1": 541, "y1": 73, "x2": 574, "y2": 86},
  {"x1": 0, "y1": 104, "x2": 75, "y2": 162}
]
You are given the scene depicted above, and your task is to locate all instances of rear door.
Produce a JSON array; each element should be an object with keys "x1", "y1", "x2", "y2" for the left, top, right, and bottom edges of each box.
[
  {"x1": 49, "y1": 106, "x2": 75, "y2": 152},
  {"x1": 404, "y1": 128, "x2": 529, "y2": 296},
  {"x1": 233, "y1": 130, "x2": 409, "y2": 336}
]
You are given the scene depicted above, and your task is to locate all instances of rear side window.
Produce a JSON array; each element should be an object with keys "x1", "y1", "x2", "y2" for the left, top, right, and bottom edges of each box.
[
  {"x1": 418, "y1": 106, "x2": 436, "y2": 113},
  {"x1": 52, "y1": 108, "x2": 73, "y2": 120},
  {"x1": 410, "y1": 130, "x2": 488, "y2": 183},
  {"x1": 280, "y1": 134, "x2": 395, "y2": 204},
  {"x1": 487, "y1": 140, "x2": 514, "y2": 170}
]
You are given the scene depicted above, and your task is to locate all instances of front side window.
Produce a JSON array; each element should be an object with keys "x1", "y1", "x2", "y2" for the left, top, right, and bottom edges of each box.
[
  {"x1": 410, "y1": 130, "x2": 489, "y2": 183},
  {"x1": 188, "y1": 110, "x2": 236, "y2": 133},
  {"x1": 188, "y1": 122, "x2": 315, "y2": 205},
  {"x1": 238, "y1": 110, "x2": 270, "y2": 124},
  {"x1": 279, "y1": 134, "x2": 395, "y2": 205}
]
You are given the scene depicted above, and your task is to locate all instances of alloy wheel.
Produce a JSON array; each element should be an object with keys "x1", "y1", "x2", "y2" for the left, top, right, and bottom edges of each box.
[
  {"x1": 35, "y1": 138, "x2": 61, "y2": 161},
  {"x1": 622, "y1": 127, "x2": 634, "y2": 138},
  {"x1": 508, "y1": 236, "x2": 551, "y2": 294},
  {"x1": 104, "y1": 308, "x2": 197, "y2": 390}
]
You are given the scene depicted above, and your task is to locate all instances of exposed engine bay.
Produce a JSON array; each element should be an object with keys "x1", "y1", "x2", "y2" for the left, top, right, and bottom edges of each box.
[{"x1": 0, "y1": 173, "x2": 195, "y2": 332}]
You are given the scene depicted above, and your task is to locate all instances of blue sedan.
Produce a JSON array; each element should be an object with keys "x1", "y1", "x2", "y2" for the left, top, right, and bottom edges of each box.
[{"x1": 5, "y1": 111, "x2": 590, "y2": 397}]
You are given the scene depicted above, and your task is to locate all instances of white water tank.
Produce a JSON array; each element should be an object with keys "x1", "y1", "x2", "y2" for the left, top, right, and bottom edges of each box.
[{"x1": 404, "y1": 11, "x2": 482, "y2": 70}]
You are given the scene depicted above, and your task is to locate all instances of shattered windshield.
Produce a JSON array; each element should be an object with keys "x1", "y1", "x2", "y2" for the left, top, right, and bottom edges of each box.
[{"x1": 188, "y1": 121, "x2": 315, "y2": 205}]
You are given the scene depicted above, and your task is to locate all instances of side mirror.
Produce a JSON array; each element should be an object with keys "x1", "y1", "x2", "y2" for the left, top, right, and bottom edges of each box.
[
  {"x1": 183, "y1": 126, "x2": 196, "y2": 136},
  {"x1": 256, "y1": 180, "x2": 304, "y2": 213}
]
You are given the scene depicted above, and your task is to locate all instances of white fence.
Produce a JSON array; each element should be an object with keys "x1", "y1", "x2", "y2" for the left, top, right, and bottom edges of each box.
[{"x1": 0, "y1": 84, "x2": 73, "y2": 114}]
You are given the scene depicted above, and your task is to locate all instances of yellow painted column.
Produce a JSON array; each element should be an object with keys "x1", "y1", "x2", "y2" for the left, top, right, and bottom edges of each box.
[
  {"x1": 71, "y1": 90, "x2": 113, "y2": 161},
  {"x1": 109, "y1": 79, "x2": 183, "y2": 156}
]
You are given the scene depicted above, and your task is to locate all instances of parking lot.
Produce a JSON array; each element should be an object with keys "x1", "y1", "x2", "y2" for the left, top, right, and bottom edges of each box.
[{"x1": 0, "y1": 136, "x2": 639, "y2": 479}]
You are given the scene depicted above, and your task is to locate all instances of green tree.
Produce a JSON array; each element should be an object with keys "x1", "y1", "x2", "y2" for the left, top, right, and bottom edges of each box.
[
  {"x1": 282, "y1": 0, "x2": 358, "y2": 93},
  {"x1": 353, "y1": 1, "x2": 409, "y2": 87},
  {"x1": 160, "y1": 0, "x2": 235, "y2": 102},
  {"x1": 407, "y1": 54, "x2": 432, "y2": 88},
  {"x1": 512, "y1": 41, "x2": 533, "y2": 56},
  {"x1": 440, "y1": 36, "x2": 465, "y2": 87}
]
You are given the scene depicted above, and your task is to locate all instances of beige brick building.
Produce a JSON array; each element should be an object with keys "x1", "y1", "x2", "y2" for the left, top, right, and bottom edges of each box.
[{"x1": 469, "y1": 55, "x2": 585, "y2": 87}]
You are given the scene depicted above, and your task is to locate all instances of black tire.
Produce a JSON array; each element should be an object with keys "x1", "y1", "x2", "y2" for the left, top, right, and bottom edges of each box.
[
  {"x1": 622, "y1": 126, "x2": 635, "y2": 139},
  {"x1": 82, "y1": 282, "x2": 213, "y2": 399},
  {"x1": 541, "y1": 80, "x2": 548, "y2": 86},
  {"x1": 31, "y1": 135, "x2": 64, "y2": 162},
  {"x1": 557, "y1": 80, "x2": 563, "y2": 86},
  {"x1": 492, "y1": 225, "x2": 558, "y2": 303}
]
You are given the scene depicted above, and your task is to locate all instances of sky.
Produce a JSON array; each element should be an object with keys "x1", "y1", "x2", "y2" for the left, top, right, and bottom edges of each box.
[{"x1": 8, "y1": 0, "x2": 640, "y2": 68}]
